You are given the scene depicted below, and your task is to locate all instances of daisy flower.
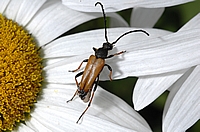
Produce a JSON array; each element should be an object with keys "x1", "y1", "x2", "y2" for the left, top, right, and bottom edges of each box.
[
  {"x1": 0, "y1": 0, "x2": 152, "y2": 131},
  {"x1": 64, "y1": 0, "x2": 199, "y2": 131}
]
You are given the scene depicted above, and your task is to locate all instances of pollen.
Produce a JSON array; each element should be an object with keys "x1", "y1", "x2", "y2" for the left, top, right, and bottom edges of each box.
[{"x1": 0, "y1": 14, "x2": 43, "y2": 131}]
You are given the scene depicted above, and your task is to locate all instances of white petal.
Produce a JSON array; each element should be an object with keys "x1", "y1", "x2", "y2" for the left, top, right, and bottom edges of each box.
[
  {"x1": 179, "y1": 12, "x2": 200, "y2": 31},
  {"x1": 163, "y1": 67, "x2": 194, "y2": 116},
  {"x1": 133, "y1": 70, "x2": 186, "y2": 110},
  {"x1": 163, "y1": 66, "x2": 200, "y2": 132},
  {"x1": 0, "y1": 0, "x2": 10, "y2": 13},
  {"x1": 109, "y1": 13, "x2": 129, "y2": 27},
  {"x1": 133, "y1": 13, "x2": 200, "y2": 110},
  {"x1": 130, "y1": 7, "x2": 164, "y2": 28},
  {"x1": 44, "y1": 58, "x2": 66, "y2": 66},
  {"x1": 117, "y1": 28, "x2": 200, "y2": 77},
  {"x1": 4, "y1": 0, "x2": 23, "y2": 20},
  {"x1": 27, "y1": 84, "x2": 152, "y2": 132},
  {"x1": 44, "y1": 29, "x2": 200, "y2": 84},
  {"x1": 44, "y1": 54, "x2": 88, "y2": 83},
  {"x1": 43, "y1": 28, "x2": 170, "y2": 58},
  {"x1": 12, "y1": 123, "x2": 35, "y2": 132},
  {"x1": 32, "y1": 104, "x2": 136, "y2": 132},
  {"x1": 43, "y1": 28, "x2": 171, "y2": 83},
  {"x1": 45, "y1": 29, "x2": 200, "y2": 78},
  {"x1": 62, "y1": 0, "x2": 193, "y2": 12},
  {"x1": 26, "y1": 0, "x2": 99, "y2": 45},
  {"x1": 15, "y1": 0, "x2": 46, "y2": 26},
  {"x1": 25, "y1": 117, "x2": 53, "y2": 132}
]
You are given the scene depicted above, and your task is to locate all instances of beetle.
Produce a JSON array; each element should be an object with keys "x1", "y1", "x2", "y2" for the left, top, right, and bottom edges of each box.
[{"x1": 66, "y1": 2, "x2": 149, "y2": 123}]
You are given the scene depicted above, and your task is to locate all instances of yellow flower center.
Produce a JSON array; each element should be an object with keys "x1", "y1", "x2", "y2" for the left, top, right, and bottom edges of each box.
[{"x1": 0, "y1": 14, "x2": 43, "y2": 131}]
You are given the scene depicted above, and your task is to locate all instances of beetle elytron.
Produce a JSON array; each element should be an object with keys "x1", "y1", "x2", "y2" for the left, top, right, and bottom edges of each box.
[{"x1": 67, "y1": 2, "x2": 149, "y2": 123}]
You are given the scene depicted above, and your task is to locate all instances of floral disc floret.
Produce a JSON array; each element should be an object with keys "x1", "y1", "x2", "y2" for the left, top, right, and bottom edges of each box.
[{"x1": 0, "y1": 14, "x2": 43, "y2": 131}]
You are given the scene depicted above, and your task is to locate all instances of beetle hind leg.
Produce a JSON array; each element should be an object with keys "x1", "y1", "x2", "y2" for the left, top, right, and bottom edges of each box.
[
  {"x1": 76, "y1": 75, "x2": 100, "y2": 123},
  {"x1": 75, "y1": 71, "x2": 84, "y2": 87},
  {"x1": 104, "y1": 64, "x2": 112, "y2": 81}
]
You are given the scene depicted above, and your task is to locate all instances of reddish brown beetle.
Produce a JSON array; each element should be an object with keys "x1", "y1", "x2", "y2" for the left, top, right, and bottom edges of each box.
[{"x1": 67, "y1": 2, "x2": 149, "y2": 123}]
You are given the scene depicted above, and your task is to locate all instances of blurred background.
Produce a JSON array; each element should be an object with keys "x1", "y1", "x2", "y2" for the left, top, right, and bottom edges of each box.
[{"x1": 66, "y1": 0, "x2": 200, "y2": 131}]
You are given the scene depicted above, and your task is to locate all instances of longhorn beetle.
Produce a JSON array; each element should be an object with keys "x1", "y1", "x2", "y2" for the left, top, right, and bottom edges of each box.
[{"x1": 67, "y1": 2, "x2": 149, "y2": 123}]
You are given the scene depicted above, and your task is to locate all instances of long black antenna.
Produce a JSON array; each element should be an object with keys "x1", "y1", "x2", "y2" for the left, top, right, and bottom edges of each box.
[
  {"x1": 95, "y1": 2, "x2": 149, "y2": 45},
  {"x1": 95, "y1": 2, "x2": 109, "y2": 43},
  {"x1": 112, "y1": 30, "x2": 149, "y2": 44}
]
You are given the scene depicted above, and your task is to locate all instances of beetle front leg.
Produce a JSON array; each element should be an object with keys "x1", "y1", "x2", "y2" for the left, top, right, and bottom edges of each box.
[
  {"x1": 106, "y1": 50, "x2": 126, "y2": 59},
  {"x1": 76, "y1": 76, "x2": 99, "y2": 123},
  {"x1": 104, "y1": 64, "x2": 112, "y2": 81},
  {"x1": 69, "y1": 59, "x2": 88, "y2": 72}
]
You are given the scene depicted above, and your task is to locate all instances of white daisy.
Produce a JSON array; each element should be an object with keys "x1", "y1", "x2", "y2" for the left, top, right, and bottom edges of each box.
[
  {"x1": 64, "y1": 0, "x2": 199, "y2": 131},
  {"x1": 0, "y1": 0, "x2": 155, "y2": 131}
]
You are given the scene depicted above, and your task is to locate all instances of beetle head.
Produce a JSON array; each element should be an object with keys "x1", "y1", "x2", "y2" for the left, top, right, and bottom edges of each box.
[{"x1": 103, "y1": 42, "x2": 113, "y2": 50}]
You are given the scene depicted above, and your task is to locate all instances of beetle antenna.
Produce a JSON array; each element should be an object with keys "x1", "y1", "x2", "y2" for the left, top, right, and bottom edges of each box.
[
  {"x1": 112, "y1": 30, "x2": 149, "y2": 44},
  {"x1": 95, "y1": 2, "x2": 109, "y2": 43}
]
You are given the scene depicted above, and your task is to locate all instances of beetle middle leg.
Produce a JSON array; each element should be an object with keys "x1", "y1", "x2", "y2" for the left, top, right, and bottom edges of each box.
[
  {"x1": 69, "y1": 59, "x2": 88, "y2": 72},
  {"x1": 67, "y1": 71, "x2": 84, "y2": 103},
  {"x1": 66, "y1": 89, "x2": 78, "y2": 103},
  {"x1": 76, "y1": 75, "x2": 100, "y2": 123},
  {"x1": 74, "y1": 71, "x2": 84, "y2": 87},
  {"x1": 104, "y1": 64, "x2": 112, "y2": 81}
]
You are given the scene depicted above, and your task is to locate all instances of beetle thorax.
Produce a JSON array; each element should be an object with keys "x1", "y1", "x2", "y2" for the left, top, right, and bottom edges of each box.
[
  {"x1": 94, "y1": 42, "x2": 113, "y2": 59},
  {"x1": 95, "y1": 48, "x2": 108, "y2": 59}
]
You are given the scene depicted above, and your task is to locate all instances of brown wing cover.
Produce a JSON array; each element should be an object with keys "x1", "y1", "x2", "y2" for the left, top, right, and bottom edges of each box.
[{"x1": 79, "y1": 55, "x2": 105, "y2": 92}]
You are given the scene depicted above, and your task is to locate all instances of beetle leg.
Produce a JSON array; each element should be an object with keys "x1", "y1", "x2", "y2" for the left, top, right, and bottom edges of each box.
[
  {"x1": 66, "y1": 89, "x2": 78, "y2": 103},
  {"x1": 93, "y1": 75, "x2": 99, "y2": 91},
  {"x1": 104, "y1": 64, "x2": 112, "y2": 81},
  {"x1": 69, "y1": 59, "x2": 88, "y2": 72},
  {"x1": 75, "y1": 71, "x2": 84, "y2": 87},
  {"x1": 106, "y1": 50, "x2": 126, "y2": 59},
  {"x1": 76, "y1": 76, "x2": 99, "y2": 123},
  {"x1": 67, "y1": 71, "x2": 84, "y2": 103}
]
